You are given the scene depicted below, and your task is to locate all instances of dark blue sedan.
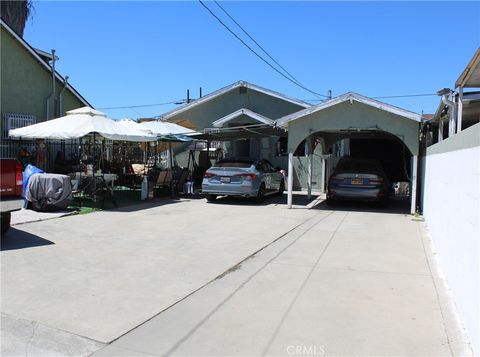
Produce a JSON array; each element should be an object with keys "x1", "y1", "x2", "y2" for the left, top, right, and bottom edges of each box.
[{"x1": 327, "y1": 157, "x2": 389, "y2": 206}]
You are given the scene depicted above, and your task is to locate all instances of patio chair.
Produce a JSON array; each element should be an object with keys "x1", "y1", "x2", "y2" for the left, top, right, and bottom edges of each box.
[
  {"x1": 175, "y1": 169, "x2": 190, "y2": 193},
  {"x1": 154, "y1": 170, "x2": 173, "y2": 197}
]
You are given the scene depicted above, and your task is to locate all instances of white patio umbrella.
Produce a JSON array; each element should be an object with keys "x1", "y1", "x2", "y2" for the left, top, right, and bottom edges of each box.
[
  {"x1": 114, "y1": 119, "x2": 158, "y2": 141},
  {"x1": 9, "y1": 107, "x2": 157, "y2": 142},
  {"x1": 139, "y1": 120, "x2": 198, "y2": 136}
]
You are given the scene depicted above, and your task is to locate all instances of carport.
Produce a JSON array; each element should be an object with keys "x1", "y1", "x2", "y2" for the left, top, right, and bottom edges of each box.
[{"x1": 277, "y1": 92, "x2": 422, "y2": 213}]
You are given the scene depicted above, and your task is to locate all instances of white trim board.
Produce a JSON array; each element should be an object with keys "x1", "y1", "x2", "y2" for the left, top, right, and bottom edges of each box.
[{"x1": 212, "y1": 108, "x2": 275, "y2": 128}]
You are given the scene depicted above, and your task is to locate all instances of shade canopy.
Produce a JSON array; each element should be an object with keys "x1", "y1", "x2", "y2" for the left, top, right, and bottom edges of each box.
[
  {"x1": 139, "y1": 120, "x2": 198, "y2": 136},
  {"x1": 157, "y1": 133, "x2": 195, "y2": 142},
  {"x1": 9, "y1": 107, "x2": 157, "y2": 142}
]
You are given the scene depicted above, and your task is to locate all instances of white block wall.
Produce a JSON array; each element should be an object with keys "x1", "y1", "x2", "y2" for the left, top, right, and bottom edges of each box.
[{"x1": 423, "y1": 140, "x2": 480, "y2": 353}]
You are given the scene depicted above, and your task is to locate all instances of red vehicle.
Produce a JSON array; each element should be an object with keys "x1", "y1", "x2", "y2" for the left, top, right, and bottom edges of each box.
[{"x1": 0, "y1": 159, "x2": 23, "y2": 234}]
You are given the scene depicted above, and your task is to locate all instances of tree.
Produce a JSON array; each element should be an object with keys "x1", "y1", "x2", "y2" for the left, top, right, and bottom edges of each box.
[{"x1": 1, "y1": 0, "x2": 32, "y2": 37}]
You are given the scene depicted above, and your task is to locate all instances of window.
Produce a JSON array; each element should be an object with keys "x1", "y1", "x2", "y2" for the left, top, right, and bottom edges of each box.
[
  {"x1": 276, "y1": 137, "x2": 288, "y2": 156},
  {"x1": 2, "y1": 113, "x2": 36, "y2": 139}
]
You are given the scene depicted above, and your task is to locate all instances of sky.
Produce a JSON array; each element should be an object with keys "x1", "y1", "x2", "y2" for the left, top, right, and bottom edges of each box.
[{"x1": 24, "y1": 1, "x2": 479, "y2": 120}]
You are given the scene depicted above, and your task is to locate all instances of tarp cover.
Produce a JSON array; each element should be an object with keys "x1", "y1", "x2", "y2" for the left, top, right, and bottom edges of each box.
[
  {"x1": 25, "y1": 174, "x2": 73, "y2": 212},
  {"x1": 22, "y1": 164, "x2": 44, "y2": 198}
]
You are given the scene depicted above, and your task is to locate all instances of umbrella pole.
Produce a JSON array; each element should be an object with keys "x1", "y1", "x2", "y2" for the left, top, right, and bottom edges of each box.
[
  {"x1": 102, "y1": 137, "x2": 106, "y2": 172},
  {"x1": 169, "y1": 142, "x2": 174, "y2": 198},
  {"x1": 93, "y1": 133, "x2": 96, "y2": 180}
]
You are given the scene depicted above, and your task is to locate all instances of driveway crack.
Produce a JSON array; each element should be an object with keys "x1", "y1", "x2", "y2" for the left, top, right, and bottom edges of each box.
[
  {"x1": 261, "y1": 211, "x2": 349, "y2": 356},
  {"x1": 25, "y1": 321, "x2": 38, "y2": 357}
]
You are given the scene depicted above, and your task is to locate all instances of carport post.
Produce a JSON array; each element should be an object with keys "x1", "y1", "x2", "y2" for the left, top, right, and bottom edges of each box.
[
  {"x1": 457, "y1": 86, "x2": 463, "y2": 133},
  {"x1": 307, "y1": 155, "x2": 312, "y2": 199},
  {"x1": 287, "y1": 152, "x2": 293, "y2": 209},
  {"x1": 321, "y1": 156, "x2": 326, "y2": 193},
  {"x1": 307, "y1": 148, "x2": 313, "y2": 200},
  {"x1": 438, "y1": 118, "x2": 444, "y2": 142},
  {"x1": 410, "y1": 155, "x2": 418, "y2": 214}
]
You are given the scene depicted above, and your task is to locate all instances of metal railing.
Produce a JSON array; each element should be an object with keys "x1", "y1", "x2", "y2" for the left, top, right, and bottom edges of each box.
[{"x1": 2, "y1": 113, "x2": 36, "y2": 139}]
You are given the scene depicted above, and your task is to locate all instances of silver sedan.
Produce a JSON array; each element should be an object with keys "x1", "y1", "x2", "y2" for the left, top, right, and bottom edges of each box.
[{"x1": 201, "y1": 158, "x2": 285, "y2": 202}]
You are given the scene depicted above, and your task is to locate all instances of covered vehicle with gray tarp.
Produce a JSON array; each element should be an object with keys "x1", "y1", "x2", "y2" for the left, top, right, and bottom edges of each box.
[{"x1": 25, "y1": 174, "x2": 73, "y2": 211}]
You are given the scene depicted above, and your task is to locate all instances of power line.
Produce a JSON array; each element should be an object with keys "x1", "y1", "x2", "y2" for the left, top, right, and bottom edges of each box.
[
  {"x1": 129, "y1": 107, "x2": 144, "y2": 118},
  {"x1": 198, "y1": 0, "x2": 328, "y2": 99},
  {"x1": 302, "y1": 93, "x2": 437, "y2": 102},
  {"x1": 99, "y1": 92, "x2": 437, "y2": 112},
  {"x1": 213, "y1": 1, "x2": 325, "y2": 99},
  {"x1": 371, "y1": 93, "x2": 437, "y2": 99},
  {"x1": 97, "y1": 100, "x2": 182, "y2": 110}
]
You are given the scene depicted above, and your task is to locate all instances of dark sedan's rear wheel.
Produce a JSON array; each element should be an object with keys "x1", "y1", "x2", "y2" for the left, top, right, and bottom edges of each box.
[
  {"x1": 379, "y1": 197, "x2": 389, "y2": 208},
  {"x1": 255, "y1": 183, "x2": 266, "y2": 203},
  {"x1": 206, "y1": 194, "x2": 217, "y2": 202},
  {"x1": 1, "y1": 212, "x2": 11, "y2": 235}
]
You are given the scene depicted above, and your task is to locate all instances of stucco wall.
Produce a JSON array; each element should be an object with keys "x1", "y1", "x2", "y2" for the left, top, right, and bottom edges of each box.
[
  {"x1": 1, "y1": 27, "x2": 85, "y2": 123},
  {"x1": 422, "y1": 123, "x2": 480, "y2": 353}
]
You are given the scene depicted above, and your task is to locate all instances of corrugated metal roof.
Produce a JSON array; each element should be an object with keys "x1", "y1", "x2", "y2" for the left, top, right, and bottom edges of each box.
[
  {"x1": 276, "y1": 92, "x2": 422, "y2": 128},
  {"x1": 212, "y1": 108, "x2": 275, "y2": 128},
  {"x1": 160, "y1": 80, "x2": 311, "y2": 119},
  {"x1": 192, "y1": 123, "x2": 286, "y2": 141}
]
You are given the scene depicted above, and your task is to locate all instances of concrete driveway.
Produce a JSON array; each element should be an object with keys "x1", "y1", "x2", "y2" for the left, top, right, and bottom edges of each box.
[{"x1": 1, "y1": 195, "x2": 469, "y2": 356}]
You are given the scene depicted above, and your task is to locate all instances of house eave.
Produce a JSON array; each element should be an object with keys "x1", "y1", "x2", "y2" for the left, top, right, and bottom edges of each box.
[{"x1": 455, "y1": 48, "x2": 480, "y2": 88}]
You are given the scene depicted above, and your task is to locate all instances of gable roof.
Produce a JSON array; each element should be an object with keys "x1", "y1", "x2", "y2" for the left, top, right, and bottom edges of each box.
[
  {"x1": 212, "y1": 108, "x2": 275, "y2": 128},
  {"x1": 0, "y1": 19, "x2": 91, "y2": 107},
  {"x1": 160, "y1": 80, "x2": 311, "y2": 119},
  {"x1": 276, "y1": 92, "x2": 421, "y2": 128},
  {"x1": 455, "y1": 48, "x2": 480, "y2": 88}
]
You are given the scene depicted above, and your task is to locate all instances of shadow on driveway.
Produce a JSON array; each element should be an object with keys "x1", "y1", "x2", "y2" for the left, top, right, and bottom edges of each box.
[
  {"x1": 205, "y1": 193, "x2": 317, "y2": 207},
  {"x1": 1, "y1": 228, "x2": 54, "y2": 251},
  {"x1": 109, "y1": 197, "x2": 188, "y2": 213},
  {"x1": 312, "y1": 195, "x2": 411, "y2": 214}
]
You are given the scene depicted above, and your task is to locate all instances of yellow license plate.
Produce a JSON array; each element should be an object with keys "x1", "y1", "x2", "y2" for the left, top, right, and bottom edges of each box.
[{"x1": 351, "y1": 178, "x2": 363, "y2": 185}]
